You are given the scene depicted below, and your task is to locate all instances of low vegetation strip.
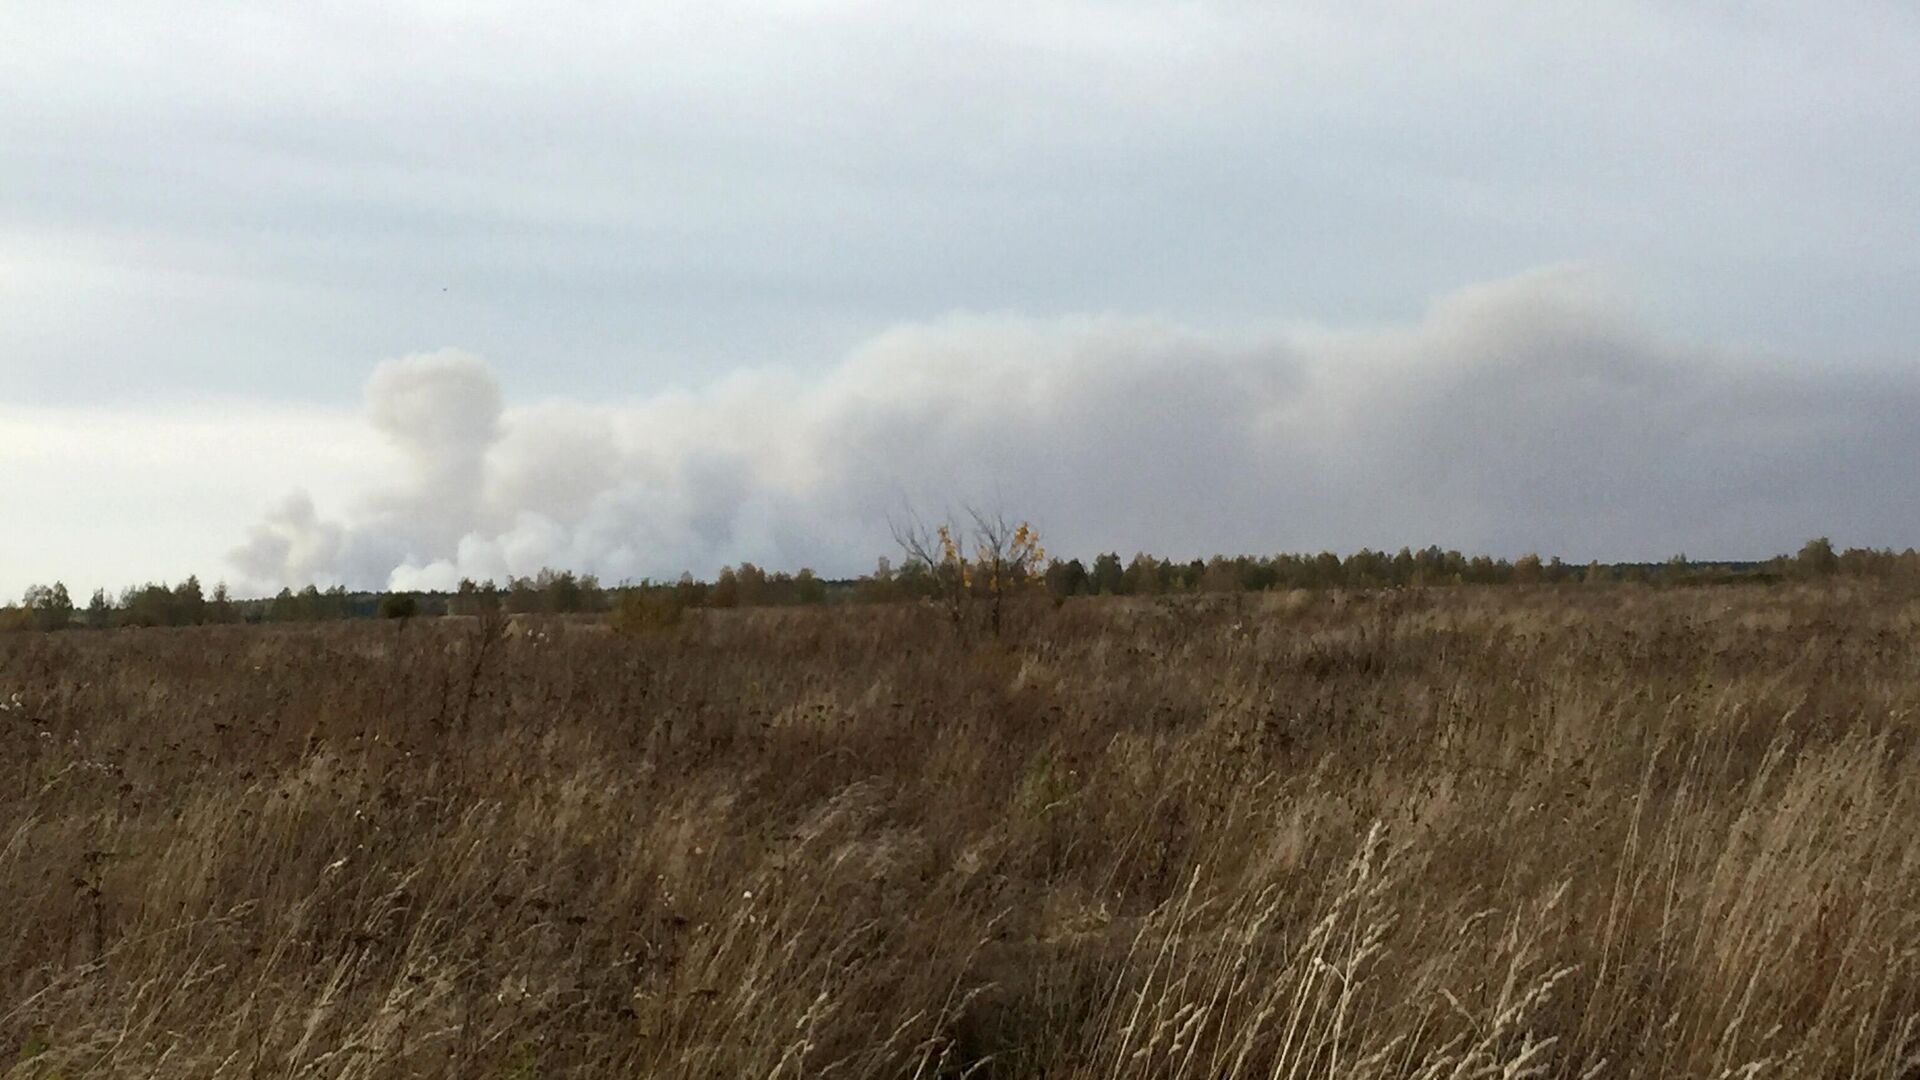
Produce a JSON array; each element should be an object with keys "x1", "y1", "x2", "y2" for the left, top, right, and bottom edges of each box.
[{"x1": 0, "y1": 536, "x2": 1888, "y2": 631}]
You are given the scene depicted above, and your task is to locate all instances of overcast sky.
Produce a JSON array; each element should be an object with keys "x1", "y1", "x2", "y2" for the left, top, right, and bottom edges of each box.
[{"x1": 4, "y1": 2, "x2": 1919, "y2": 596}]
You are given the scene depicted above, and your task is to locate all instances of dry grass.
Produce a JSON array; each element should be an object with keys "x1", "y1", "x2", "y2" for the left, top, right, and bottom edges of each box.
[{"x1": 3, "y1": 584, "x2": 1919, "y2": 1078}]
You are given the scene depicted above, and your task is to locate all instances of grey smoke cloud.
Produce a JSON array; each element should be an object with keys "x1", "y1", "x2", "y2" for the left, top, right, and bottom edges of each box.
[
  {"x1": 359, "y1": 349, "x2": 502, "y2": 557},
  {"x1": 227, "y1": 268, "x2": 1920, "y2": 592},
  {"x1": 231, "y1": 491, "x2": 345, "y2": 589}
]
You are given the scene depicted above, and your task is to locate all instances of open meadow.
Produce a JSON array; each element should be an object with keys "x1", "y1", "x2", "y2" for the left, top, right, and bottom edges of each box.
[{"x1": 3, "y1": 585, "x2": 1919, "y2": 1078}]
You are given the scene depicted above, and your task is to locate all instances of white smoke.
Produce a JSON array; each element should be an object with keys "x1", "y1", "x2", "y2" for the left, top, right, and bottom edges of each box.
[
  {"x1": 226, "y1": 491, "x2": 345, "y2": 588},
  {"x1": 227, "y1": 267, "x2": 1920, "y2": 592}
]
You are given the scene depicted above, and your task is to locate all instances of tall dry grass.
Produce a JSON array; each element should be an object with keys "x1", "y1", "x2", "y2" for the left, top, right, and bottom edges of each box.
[{"x1": 2, "y1": 584, "x2": 1918, "y2": 1077}]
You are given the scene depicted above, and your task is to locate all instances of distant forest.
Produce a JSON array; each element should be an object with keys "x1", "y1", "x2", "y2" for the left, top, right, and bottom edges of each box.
[{"x1": 3, "y1": 537, "x2": 1908, "y2": 633}]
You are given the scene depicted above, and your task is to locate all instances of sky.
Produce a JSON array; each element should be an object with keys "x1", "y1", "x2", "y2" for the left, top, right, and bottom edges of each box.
[{"x1": 4, "y1": 2, "x2": 1919, "y2": 596}]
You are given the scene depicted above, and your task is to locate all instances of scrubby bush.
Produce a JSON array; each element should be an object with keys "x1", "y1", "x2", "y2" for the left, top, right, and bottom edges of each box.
[
  {"x1": 894, "y1": 509, "x2": 1048, "y2": 636},
  {"x1": 608, "y1": 583, "x2": 687, "y2": 636},
  {"x1": 377, "y1": 593, "x2": 419, "y2": 620}
]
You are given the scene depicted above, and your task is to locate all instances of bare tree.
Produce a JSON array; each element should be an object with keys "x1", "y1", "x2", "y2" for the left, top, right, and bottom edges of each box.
[
  {"x1": 891, "y1": 510, "x2": 970, "y2": 635},
  {"x1": 891, "y1": 505, "x2": 1046, "y2": 639}
]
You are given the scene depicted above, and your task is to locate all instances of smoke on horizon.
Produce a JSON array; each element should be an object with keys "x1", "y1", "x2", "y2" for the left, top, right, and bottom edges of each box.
[{"x1": 228, "y1": 267, "x2": 1920, "y2": 592}]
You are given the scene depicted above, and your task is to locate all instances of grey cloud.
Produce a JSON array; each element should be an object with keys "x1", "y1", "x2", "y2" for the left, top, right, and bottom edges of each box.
[
  {"x1": 7, "y1": 3, "x2": 1920, "y2": 411},
  {"x1": 227, "y1": 268, "x2": 1920, "y2": 592}
]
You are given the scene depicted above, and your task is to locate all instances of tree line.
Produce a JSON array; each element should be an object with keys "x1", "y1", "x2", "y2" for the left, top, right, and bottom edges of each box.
[{"x1": 0, "y1": 536, "x2": 1905, "y2": 633}]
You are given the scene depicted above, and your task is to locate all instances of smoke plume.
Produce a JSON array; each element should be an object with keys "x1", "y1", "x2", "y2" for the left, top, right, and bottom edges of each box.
[{"x1": 228, "y1": 267, "x2": 1920, "y2": 591}]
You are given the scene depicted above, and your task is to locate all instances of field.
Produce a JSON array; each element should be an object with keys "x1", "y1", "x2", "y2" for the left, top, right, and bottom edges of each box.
[{"x1": 3, "y1": 585, "x2": 1919, "y2": 1078}]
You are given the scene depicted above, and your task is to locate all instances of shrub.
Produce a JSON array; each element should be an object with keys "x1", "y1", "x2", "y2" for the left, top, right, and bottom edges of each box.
[
  {"x1": 609, "y1": 585, "x2": 686, "y2": 636},
  {"x1": 377, "y1": 593, "x2": 419, "y2": 620}
]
